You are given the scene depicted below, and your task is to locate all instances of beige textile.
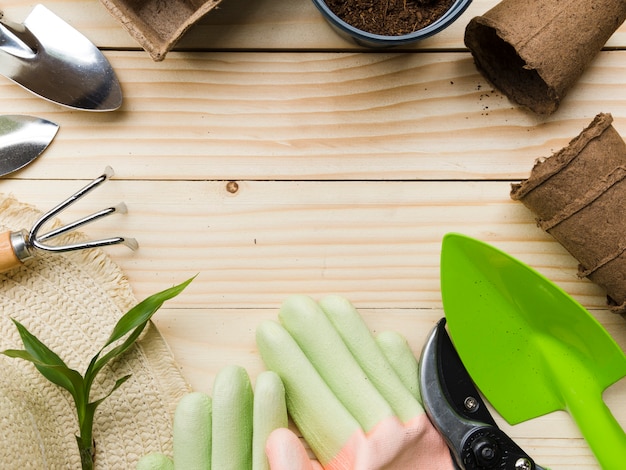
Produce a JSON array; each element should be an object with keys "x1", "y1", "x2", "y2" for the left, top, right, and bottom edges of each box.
[{"x1": 0, "y1": 194, "x2": 190, "y2": 469}]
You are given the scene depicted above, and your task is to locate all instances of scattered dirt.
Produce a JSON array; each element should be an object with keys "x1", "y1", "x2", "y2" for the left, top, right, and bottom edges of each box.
[{"x1": 324, "y1": 0, "x2": 455, "y2": 36}]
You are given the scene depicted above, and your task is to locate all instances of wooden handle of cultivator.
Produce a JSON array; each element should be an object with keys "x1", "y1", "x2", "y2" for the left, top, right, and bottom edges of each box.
[{"x1": 0, "y1": 231, "x2": 23, "y2": 273}]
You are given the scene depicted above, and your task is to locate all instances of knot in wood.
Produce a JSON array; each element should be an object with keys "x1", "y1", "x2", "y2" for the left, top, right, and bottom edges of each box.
[{"x1": 226, "y1": 181, "x2": 239, "y2": 193}]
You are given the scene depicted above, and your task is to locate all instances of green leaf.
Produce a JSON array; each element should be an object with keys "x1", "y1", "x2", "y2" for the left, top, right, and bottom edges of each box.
[
  {"x1": 90, "y1": 375, "x2": 131, "y2": 410},
  {"x1": 11, "y1": 318, "x2": 67, "y2": 367},
  {"x1": 87, "y1": 324, "x2": 147, "y2": 384},
  {"x1": 84, "y1": 277, "x2": 194, "y2": 386},
  {"x1": 103, "y1": 277, "x2": 194, "y2": 348},
  {"x1": 2, "y1": 321, "x2": 86, "y2": 405}
]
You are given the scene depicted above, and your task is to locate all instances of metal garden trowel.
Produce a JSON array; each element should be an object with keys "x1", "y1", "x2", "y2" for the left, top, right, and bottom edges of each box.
[
  {"x1": 0, "y1": 5, "x2": 122, "y2": 111},
  {"x1": 0, "y1": 114, "x2": 58, "y2": 176}
]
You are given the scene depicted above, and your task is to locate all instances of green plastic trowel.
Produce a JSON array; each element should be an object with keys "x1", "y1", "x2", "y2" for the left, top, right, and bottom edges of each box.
[{"x1": 440, "y1": 233, "x2": 626, "y2": 469}]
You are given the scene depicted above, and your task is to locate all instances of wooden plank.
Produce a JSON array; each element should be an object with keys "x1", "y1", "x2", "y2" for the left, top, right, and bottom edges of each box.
[
  {"x1": 0, "y1": 179, "x2": 609, "y2": 310},
  {"x1": 2, "y1": 50, "x2": 626, "y2": 181},
  {"x1": 1, "y1": 0, "x2": 624, "y2": 51}
]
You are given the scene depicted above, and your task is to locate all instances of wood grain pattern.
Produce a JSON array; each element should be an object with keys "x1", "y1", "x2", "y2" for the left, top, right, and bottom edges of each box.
[
  {"x1": 1, "y1": 50, "x2": 625, "y2": 181},
  {"x1": 0, "y1": 179, "x2": 609, "y2": 309},
  {"x1": 0, "y1": 0, "x2": 624, "y2": 467}
]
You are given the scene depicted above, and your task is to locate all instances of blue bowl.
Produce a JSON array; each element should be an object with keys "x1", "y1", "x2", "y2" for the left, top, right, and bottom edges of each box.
[{"x1": 311, "y1": 0, "x2": 473, "y2": 47}]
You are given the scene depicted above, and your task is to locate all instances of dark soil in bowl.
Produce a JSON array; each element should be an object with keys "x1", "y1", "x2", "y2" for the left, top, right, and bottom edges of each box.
[{"x1": 324, "y1": 0, "x2": 455, "y2": 36}]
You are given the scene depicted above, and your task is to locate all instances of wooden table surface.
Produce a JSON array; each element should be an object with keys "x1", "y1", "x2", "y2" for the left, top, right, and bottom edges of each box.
[{"x1": 2, "y1": 1, "x2": 626, "y2": 468}]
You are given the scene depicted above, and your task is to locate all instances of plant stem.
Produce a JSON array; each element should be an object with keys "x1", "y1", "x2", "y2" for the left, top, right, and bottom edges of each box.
[
  {"x1": 77, "y1": 401, "x2": 96, "y2": 470},
  {"x1": 77, "y1": 433, "x2": 94, "y2": 470}
]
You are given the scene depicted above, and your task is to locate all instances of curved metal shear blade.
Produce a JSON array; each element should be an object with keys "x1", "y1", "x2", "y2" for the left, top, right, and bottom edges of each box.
[{"x1": 419, "y1": 318, "x2": 547, "y2": 470}]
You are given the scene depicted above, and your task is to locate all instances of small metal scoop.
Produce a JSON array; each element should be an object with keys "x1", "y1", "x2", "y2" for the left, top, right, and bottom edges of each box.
[
  {"x1": 0, "y1": 5, "x2": 123, "y2": 111},
  {"x1": 0, "y1": 115, "x2": 58, "y2": 177},
  {"x1": 0, "y1": 167, "x2": 137, "y2": 273}
]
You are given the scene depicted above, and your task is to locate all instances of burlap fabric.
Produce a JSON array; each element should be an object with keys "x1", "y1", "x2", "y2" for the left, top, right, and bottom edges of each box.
[{"x1": 0, "y1": 194, "x2": 190, "y2": 469}]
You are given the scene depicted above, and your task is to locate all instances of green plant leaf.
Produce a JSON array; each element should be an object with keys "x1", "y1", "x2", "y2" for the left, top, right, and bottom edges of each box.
[
  {"x1": 3, "y1": 321, "x2": 86, "y2": 404},
  {"x1": 91, "y1": 374, "x2": 131, "y2": 410},
  {"x1": 11, "y1": 318, "x2": 67, "y2": 366},
  {"x1": 84, "y1": 277, "x2": 194, "y2": 386},
  {"x1": 103, "y1": 277, "x2": 195, "y2": 348},
  {"x1": 87, "y1": 323, "x2": 147, "y2": 384}
]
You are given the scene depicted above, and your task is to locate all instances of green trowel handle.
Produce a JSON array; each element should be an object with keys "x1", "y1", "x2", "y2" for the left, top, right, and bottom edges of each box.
[{"x1": 567, "y1": 385, "x2": 626, "y2": 469}]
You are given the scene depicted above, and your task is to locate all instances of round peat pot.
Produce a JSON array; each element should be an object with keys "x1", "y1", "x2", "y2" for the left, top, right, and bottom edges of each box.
[{"x1": 311, "y1": 0, "x2": 472, "y2": 47}]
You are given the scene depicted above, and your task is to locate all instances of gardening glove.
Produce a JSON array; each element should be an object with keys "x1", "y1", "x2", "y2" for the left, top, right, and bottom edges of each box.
[
  {"x1": 136, "y1": 365, "x2": 288, "y2": 470},
  {"x1": 256, "y1": 294, "x2": 454, "y2": 470}
]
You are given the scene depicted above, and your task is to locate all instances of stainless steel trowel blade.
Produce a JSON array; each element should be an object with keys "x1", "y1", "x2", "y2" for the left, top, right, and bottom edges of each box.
[
  {"x1": 0, "y1": 5, "x2": 122, "y2": 111},
  {"x1": 0, "y1": 115, "x2": 58, "y2": 176}
]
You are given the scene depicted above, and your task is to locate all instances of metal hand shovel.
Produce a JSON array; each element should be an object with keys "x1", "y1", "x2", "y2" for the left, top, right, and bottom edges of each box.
[
  {"x1": 0, "y1": 114, "x2": 58, "y2": 176},
  {"x1": 0, "y1": 5, "x2": 122, "y2": 111},
  {"x1": 440, "y1": 233, "x2": 626, "y2": 469}
]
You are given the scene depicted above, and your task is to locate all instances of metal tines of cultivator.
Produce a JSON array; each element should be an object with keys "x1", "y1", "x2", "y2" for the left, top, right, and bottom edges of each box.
[{"x1": 0, "y1": 166, "x2": 137, "y2": 273}]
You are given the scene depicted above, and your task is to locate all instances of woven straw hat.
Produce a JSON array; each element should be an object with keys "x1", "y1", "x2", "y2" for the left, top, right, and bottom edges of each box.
[{"x1": 0, "y1": 194, "x2": 190, "y2": 469}]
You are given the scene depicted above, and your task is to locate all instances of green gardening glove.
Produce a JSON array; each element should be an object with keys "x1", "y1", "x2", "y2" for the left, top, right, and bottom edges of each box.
[
  {"x1": 256, "y1": 295, "x2": 454, "y2": 470},
  {"x1": 136, "y1": 365, "x2": 288, "y2": 470}
]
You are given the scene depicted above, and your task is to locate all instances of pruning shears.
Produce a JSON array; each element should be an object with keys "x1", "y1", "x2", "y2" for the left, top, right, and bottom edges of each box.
[{"x1": 419, "y1": 318, "x2": 548, "y2": 470}]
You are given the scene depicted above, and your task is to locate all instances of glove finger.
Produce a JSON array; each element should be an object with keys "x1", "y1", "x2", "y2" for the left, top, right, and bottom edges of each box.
[
  {"x1": 211, "y1": 365, "x2": 253, "y2": 469},
  {"x1": 253, "y1": 371, "x2": 288, "y2": 470},
  {"x1": 266, "y1": 428, "x2": 323, "y2": 470},
  {"x1": 376, "y1": 330, "x2": 421, "y2": 402},
  {"x1": 136, "y1": 453, "x2": 174, "y2": 470},
  {"x1": 172, "y1": 392, "x2": 212, "y2": 469},
  {"x1": 318, "y1": 295, "x2": 423, "y2": 422},
  {"x1": 257, "y1": 319, "x2": 360, "y2": 465},
  {"x1": 278, "y1": 295, "x2": 394, "y2": 432}
]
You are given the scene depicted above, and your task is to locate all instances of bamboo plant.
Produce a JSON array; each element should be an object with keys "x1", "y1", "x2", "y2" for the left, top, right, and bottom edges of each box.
[{"x1": 2, "y1": 277, "x2": 194, "y2": 470}]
